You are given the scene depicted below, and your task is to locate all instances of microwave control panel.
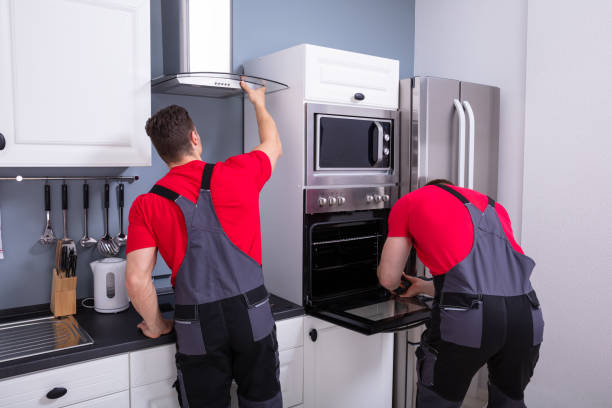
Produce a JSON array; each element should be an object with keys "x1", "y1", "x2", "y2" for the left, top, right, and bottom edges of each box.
[{"x1": 304, "y1": 186, "x2": 398, "y2": 214}]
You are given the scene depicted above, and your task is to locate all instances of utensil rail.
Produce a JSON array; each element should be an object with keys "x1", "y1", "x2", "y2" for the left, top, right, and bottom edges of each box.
[{"x1": 0, "y1": 175, "x2": 139, "y2": 182}]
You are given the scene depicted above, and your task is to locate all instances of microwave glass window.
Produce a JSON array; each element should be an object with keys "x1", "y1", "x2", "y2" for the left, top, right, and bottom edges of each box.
[{"x1": 318, "y1": 116, "x2": 391, "y2": 169}]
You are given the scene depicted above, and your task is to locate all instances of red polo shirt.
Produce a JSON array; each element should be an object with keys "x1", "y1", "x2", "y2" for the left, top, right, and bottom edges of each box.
[
  {"x1": 126, "y1": 151, "x2": 271, "y2": 286},
  {"x1": 388, "y1": 185, "x2": 523, "y2": 276}
]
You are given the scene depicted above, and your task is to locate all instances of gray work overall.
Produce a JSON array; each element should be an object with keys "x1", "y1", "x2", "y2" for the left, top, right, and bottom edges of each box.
[
  {"x1": 150, "y1": 163, "x2": 281, "y2": 408},
  {"x1": 416, "y1": 184, "x2": 544, "y2": 407}
]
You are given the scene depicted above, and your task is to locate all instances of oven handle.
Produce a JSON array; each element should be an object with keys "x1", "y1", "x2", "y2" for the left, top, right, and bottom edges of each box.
[
  {"x1": 372, "y1": 121, "x2": 384, "y2": 165},
  {"x1": 381, "y1": 318, "x2": 428, "y2": 333}
]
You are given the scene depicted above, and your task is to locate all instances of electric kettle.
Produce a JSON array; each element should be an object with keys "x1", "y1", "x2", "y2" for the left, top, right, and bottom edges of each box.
[{"x1": 90, "y1": 258, "x2": 130, "y2": 313}]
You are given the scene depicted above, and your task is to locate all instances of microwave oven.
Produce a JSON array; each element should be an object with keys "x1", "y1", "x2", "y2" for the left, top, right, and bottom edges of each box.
[{"x1": 305, "y1": 103, "x2": 400, "y2": 187}]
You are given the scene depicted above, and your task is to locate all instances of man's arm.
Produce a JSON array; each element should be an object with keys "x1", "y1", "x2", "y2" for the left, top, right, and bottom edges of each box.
[
  {"x1": 126, "y1": 247, "x2": 172, "y2": 338},
  {"x1": 377, "y1": 237, "x2": 434, "y2": 297},
  {"x1": 240, "y1": 80, "x2": 282, "y2": 172}
]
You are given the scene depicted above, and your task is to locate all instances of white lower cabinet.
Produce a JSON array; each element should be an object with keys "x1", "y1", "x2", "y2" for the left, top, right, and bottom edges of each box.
[
  {"x1": 303, "y1": 316, "x2": 394, "y2": 408},
  {"x1": 131, "y1": 378, "x2": 178, "y2": 408},
  {"x1": 65, "y1": 390, "x2": 129, "y2": 408},
  {"x1": 0, "y1": 354, "x2": 129, "y2": 408},
  {"x1": 0, "y1": 315, "x2": 396, "y2": 408}
]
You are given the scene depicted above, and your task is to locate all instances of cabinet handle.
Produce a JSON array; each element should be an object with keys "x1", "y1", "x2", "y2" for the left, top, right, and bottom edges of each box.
[
  {"x1": 354, "y1": 93, "x2": 365, "y2": 101},
  {"x1": 309, "y1": 329, "x2": 318, "y2": 342},
  {"x1": 0, "y1": 133, "x2": 5, "y2": 150},
  {"x1": 46, "y1": 387, "x2": 68, "y2": 399}
]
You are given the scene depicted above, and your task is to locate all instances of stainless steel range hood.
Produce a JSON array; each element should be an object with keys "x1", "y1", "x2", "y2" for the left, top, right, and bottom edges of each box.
[{"x1": 153, "y1": 0, "x2": 287, "y2": 98}]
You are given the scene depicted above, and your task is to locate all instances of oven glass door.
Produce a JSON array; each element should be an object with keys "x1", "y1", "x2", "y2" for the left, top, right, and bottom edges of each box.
[
  {"x1": 308, "y1": 292, "x2": 432, "y2": 335},
  {"x1": 305, "y1": 211, "x2": 431, "y2": 335},
  {"x1": 316, "y1": 114, "x2": 392, "y2": 170}
]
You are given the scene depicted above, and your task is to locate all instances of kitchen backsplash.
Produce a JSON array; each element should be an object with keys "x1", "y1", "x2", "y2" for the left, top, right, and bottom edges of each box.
[{"x1": 0, "y1": 0, "x2": 415, "y2": 309}]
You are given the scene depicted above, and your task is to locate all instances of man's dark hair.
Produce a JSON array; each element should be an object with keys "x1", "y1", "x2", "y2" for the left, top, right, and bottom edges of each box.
[
  {"x1": 425, "y1": 178, "x2": 455, "y2": 186},
  {"x1": 145, "y1": 105, "x2": 195, "y2": 163}
]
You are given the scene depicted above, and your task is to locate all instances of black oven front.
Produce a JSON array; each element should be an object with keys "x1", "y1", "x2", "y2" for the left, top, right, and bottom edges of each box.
[{"x1": 303, "y1": 209, "x2": 430, "y2": 335}]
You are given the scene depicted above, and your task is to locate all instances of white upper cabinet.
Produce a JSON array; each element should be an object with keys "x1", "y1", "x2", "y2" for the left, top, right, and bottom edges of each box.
[
  {"x1": 0, "y1": 0, "x2": 151, "y2": 167},
  {"x1": 304, "y1": 44, "x2": 399, "y2": 109}
]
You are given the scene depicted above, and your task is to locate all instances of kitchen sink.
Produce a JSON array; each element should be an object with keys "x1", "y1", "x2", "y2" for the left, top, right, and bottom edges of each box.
[{"x1": 0, "y1": 316, "x2": 93, "y2": 363}]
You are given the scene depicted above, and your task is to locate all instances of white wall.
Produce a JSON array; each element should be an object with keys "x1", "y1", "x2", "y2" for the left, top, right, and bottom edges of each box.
[
  {"x1": 414, "y1": 0, "x2": 528, "y2": 240},
  {"x1": 522, "y1": 1, "x2": 612, "y2": 407}
]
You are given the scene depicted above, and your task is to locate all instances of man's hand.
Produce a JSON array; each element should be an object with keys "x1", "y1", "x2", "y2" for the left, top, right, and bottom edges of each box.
[
  {"x1": 393, "y1": 273, "x2": 435, "y2": 298},
  {"x1": 137, "y1": 317, "x2": 173, "y2": 339},
  {"x1": 240, "y1": 80, "x2": 266, "y2": 109}
]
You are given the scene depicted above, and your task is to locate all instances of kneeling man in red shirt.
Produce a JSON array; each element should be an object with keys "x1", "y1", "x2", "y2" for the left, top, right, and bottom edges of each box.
[{"x1": 377, "y1": 180, "x2": 543, "y2": 407}]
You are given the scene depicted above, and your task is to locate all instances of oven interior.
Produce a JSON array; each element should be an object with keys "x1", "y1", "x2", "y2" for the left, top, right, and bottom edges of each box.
[{"x1": 304, "y1": 210, "x2": 389, "y2": 306}]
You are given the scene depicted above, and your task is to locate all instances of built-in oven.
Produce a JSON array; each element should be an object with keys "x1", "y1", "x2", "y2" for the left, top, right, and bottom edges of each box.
[
  {"x1": 306, "y1": 103, "x2": 400, "y2": 187},
  {"x1": 303, "y1": 188, "x2": 430, "y2": 335}
]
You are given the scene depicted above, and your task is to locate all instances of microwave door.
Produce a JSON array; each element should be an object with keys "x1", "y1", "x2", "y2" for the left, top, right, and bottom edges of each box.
[{"x1": 307, "y1": 296, "x2": 431, "y2": 335}]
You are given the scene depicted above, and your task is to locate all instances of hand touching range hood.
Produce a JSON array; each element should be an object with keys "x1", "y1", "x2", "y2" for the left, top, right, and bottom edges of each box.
[{"x1": 152, "y1": 0, "x2": 287, "y2": 98}]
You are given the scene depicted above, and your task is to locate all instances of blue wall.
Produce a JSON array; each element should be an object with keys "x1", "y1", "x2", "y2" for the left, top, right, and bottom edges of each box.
[{"x1": 0, "y1": 0, "x2": 415, "y2": 310}]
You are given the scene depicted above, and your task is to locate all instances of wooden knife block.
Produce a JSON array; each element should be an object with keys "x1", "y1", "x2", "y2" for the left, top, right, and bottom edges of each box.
[{"x1": 51, "y1": 268, "x2": 77, "y2": 317}]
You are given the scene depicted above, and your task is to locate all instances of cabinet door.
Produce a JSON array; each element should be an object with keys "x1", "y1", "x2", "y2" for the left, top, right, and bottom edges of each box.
[
  {"x1": 129, "y1": 344, "x2": 177, "y2": 388},
  {"x1": 66, "y1": 391, "x2": 129, "y2": 408},
  {"x1": 0, "y1": 0, "x2": 151, "y2": 167},
  {"x1": 0, "y1": 354, "x2": 129, "y2": 408},
  {"x1": 304, "y1": 45, "x2": 399, "y2": 109},
  {"x1": 130, "y1": 379, "x2": 179, "y2": 408},
  {"x1": 303, "y1": 317, "x2": 394, "y2": 408}
]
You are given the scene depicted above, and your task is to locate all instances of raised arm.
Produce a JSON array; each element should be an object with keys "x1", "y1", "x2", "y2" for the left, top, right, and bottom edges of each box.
[
  {"x1": 126, "y1": 247, "x2": 172, "y2": 338},
  {"x1": 240, "y1": 80, "x2": 282, "y2": 172}
]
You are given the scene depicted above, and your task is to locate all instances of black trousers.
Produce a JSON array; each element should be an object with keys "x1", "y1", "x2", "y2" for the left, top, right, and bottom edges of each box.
[
  {"x1": 174, "y1": 295, "x2": 281, "y2": 408},
  {"x1": 417, "y1": 294, "x2": 541, "y2": 406}
]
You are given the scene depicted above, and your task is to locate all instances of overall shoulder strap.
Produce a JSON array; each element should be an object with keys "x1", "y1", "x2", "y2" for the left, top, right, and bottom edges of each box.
[
  {"x1": 433, "y1": 183, "x2": 469, "y2": 205},
  {"x1": 149, "y1": 185, "x2": 179, "y2": 201},
  {"x1": 487, "y1": 196, "x2": 496, "y2": 208},
  {"x1": 201, "y1": 163, "x2": 216, "y2": 191}
]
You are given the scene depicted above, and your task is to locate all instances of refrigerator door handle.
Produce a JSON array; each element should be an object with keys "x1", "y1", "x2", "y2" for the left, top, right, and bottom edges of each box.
[
  {"x1": 453, "y1": 99, "x2": 466, "y2": 187},
  {"x1": 462, "y1": 100, "x2": 475, "y2": 189}
]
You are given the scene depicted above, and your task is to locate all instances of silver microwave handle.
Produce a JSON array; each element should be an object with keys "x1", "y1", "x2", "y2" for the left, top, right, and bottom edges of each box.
[{"x1": 374, "y1": 121, "x2": 384, "y2": 164}]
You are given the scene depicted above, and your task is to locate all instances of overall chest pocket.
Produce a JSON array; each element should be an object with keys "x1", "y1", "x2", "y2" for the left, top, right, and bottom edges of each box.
[
  {"x1": 439, "y1": 293, "x2": 484, "y2": 349},
  {"x1": 244, "y1": 285, "x2": 275, "y2": 342}
]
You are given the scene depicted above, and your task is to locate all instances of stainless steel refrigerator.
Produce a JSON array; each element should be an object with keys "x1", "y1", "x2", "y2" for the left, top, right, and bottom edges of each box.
[{"x1": 394, "y1": 77, "x2": 500, "y2": 408}]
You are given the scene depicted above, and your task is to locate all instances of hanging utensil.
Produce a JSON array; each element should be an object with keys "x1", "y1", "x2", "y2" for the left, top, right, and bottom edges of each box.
[
  {"x1": 79, "y1": 183, "x2": 97, "y2": 248},
  {"x1": 40, "y1": 184, "x2": 57, "y2": 245},
  {"x1": 113, "y1": 183, "x2": 127, "y2": 247},
  {"x1": 97, "y1": 183, "x2": 119, "y2": 257}
]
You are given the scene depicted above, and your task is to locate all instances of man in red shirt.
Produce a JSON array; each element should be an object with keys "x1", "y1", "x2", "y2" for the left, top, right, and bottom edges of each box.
[
  {"x1": 125, "y1": 81, "x2": 282, "y2": 408},
  {"x1": 378, "y1": 180, "x2": 543, "y2": 407}
]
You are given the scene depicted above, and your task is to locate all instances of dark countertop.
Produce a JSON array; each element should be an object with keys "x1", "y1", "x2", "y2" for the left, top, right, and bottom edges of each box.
[{"x1": 0, "y1": 293, "x2": 303, "y2": 380}]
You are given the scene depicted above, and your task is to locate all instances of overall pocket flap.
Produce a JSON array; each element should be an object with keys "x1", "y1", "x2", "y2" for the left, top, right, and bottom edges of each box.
[
  {"x1": 526, "y1": 290, "x2": 540, "y2": 308},
  {"x1": 440, "y1": 292, "x2": 482, "y2": 310},
  {"x1": 244, "y1": 285, "x2": 270, "y2": 308}
]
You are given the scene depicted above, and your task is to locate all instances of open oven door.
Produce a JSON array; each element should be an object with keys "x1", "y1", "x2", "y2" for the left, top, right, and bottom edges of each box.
[{"x1": 306, "y1": 291, "x2": 432, "y2": 336}]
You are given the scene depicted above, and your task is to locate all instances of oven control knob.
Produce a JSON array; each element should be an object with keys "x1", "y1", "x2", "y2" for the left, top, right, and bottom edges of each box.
[
  {"x1": 384, "y1": 133, "x2": 390, "y2": 142},
  {"x1": 337, "y1": 196, "x2": 346, "y2": 205},
  {"x1": 366, "y1": 195, "x2": 374, "y2": 203},
  {"x1": 374, "y1": 194, "x2": 383, "y2": 203},
  {"x1": 328, "y1": 196, "x2": 337, "y2": 206},
  {"x1": 382, "y1": 194, "x2": 390, "y2": 202},
  {"x1": 383, "y1": 147, "x2": 390, "y2": 156},
  {"x1": 318, "y1": 197, "x2": 327, "y2": 207}
]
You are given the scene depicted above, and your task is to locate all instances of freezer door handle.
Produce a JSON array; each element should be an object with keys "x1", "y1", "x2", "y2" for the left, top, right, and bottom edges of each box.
[
  {"x1": 453, "y1": 99, "x2": 466, "y2": 187},
  {"x1": 463, "y1": 100, "x2": 475, "y2": 189}
]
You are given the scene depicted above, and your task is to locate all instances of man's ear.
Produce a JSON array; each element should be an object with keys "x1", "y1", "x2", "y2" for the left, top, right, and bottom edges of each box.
[{"x1": 190, "y1": 130, "x2": 200, "y2": 147}]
